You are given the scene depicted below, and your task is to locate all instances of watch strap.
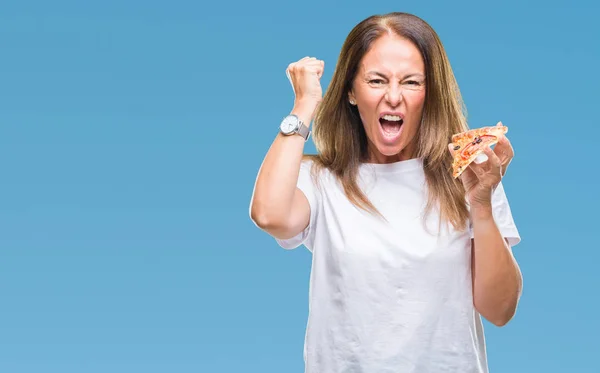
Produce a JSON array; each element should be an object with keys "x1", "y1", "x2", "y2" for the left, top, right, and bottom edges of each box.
[{"x1": 296, "y1": 121, "x2": 311, "y2": 141}]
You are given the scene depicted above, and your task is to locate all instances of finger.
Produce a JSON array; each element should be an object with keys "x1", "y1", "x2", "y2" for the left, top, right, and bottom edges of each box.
[
  {"x1": 298, "y1": 58, "x2": 320, "y2": 66},
  {"x1": 295, "y1": 63, "x2": 320, "y2": 73},
  {"x1": 482, "y1": 145, "x2": 502, "y2": 169},
  {"x1": 473, "y1": 152, "x2": 488, "y2": 164},
  {"x1": 492, "y1": 135, "x2": 513, "y2": 177},
  {"x1": 285, "y1": 67, "x2": 293, "y2": 89},
  {"x1": 304, "y1": 60, "x2": 324, "y2": 67},
  {"x1": 286, "y1": 62, "x2": 296, "y2": 78},
  {"x1": 314, "y1": 65, "x2": 324, "y2": 78},
  {"x1": 470, "y1": 147, "x2": 502, "y2": 184},
  {"x1": 483, "y1": 145, "x2": 504, "y2": 182},
  {"x1": 287, "y1": 58, "x2": 318, "y2": 73},
  {"x1": 493, "y1": 134, "x2": 514, "y2": 163},
  {"x1": 466, "y1": 157, "x2": 486, "y2": 180},
  {"x1": 299, "y1": 60, "x2": 325, "y2": 72},
  {"x1": 301, "y1": 63, "x2": 324, "y2": 78},
  {"x1": 305, "y1": 63, "x2": 325, "y2": 75},
  {"x1": 459, "y1": 164, "x2": 477, "y2": 184},
  {"x1": 465, "y1": 146, "x2": 497, "y2": 179}
]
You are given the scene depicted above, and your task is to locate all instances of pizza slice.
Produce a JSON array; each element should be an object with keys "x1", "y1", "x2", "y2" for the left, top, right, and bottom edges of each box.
[{"x1": 450, "y1": 122, "x2": 508, "y2": 178}]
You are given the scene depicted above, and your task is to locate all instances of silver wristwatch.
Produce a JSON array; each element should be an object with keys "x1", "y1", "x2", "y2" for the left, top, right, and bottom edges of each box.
[{"x1": 279, "y1": 114, "x2": 311, "y2": 141}]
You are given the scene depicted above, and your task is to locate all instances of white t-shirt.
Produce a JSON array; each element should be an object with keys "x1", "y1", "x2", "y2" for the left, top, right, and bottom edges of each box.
[{"x1": 275, "y1": 157, "x2": 520, "y2": 373}]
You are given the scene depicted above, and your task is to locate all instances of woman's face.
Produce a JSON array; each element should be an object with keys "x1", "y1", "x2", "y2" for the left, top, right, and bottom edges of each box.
[{"x1": 349, "y1": 34, "x2": 426, "y2": 164}]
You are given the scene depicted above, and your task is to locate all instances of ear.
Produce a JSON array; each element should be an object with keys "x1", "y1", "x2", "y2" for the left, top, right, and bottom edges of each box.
[{"x1": 348, "y1": 90, "x2": 356, "y2": 106}]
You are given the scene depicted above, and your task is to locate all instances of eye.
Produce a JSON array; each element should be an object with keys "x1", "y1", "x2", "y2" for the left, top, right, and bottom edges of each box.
[
  {"x1": 368, "y1": 79, "x2": 385, "y2": 85},
  {"x1": 402, "y1": 79, "x2": 425, "y2": 90}
]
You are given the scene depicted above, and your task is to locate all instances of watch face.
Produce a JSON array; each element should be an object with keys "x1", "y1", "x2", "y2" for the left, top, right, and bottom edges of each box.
[{"x1": 280, "y1": 116, "x2": 298, "y2": 134}]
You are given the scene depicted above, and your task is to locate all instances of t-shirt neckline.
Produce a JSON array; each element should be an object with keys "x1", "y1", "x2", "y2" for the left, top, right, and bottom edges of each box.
[{"x1": 359, "y1": 157, "x2": 423, "y2": 173}]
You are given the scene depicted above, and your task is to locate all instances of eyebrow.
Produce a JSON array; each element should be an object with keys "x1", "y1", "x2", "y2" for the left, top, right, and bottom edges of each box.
[{"x1": 365, "y1": 71, "x2": 425, "y2": 79}]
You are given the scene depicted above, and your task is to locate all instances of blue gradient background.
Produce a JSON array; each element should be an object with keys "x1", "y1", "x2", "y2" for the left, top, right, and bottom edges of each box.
[{"x1": 1, "y1": 1, "x2": 598, "y2": 372}]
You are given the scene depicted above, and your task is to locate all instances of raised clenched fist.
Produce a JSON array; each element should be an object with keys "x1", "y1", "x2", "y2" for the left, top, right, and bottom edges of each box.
[{"x1": 286, "y1": 56, "x2": 325, "y2": 110}]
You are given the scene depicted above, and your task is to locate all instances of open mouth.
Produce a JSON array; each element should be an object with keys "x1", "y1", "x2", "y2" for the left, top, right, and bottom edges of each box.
[{"x1": 379, "y1": 114, "x2": 404, "y2": 138}]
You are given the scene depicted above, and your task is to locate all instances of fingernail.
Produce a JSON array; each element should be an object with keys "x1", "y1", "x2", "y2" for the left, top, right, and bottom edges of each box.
[{"x1": 474, "y1": 153, "x2": 488, "y2": 164}]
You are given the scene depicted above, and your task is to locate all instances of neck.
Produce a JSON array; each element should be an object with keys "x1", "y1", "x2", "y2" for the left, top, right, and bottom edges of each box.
[{"x1": 366, "y1": 144, "x2": 417, "y2": 164}]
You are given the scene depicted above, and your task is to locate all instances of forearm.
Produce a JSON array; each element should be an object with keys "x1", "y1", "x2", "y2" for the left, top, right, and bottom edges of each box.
[
  {"x1": 249, "y1": 103, "x2": 314, "y2": 227},
  {"x1": 471, "y1": 207, "x2": 523, "y2": 326}
]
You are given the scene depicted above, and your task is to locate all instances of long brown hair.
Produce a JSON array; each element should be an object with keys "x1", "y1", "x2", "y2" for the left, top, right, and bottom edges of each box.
[{"x1": 306, "y1": 12, "x2": 470, "y2": 231}]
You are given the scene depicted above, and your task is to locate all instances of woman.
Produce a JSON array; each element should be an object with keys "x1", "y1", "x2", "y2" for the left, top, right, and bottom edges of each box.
[{"x1": 250, "y1": 12, "x2": 522, "y2": 373}]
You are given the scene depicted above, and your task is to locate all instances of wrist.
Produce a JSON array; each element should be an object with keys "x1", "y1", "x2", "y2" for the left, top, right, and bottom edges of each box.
[
  {"x1": 470, "y1": 205, "x2": 494, "y2": 221},
  {"x1": 291, "y1": 100, "x2": 318, "y2": 125}
]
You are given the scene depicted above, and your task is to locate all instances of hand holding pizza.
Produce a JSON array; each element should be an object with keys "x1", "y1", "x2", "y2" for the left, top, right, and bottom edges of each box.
[{"x1": 448, "y1": 122, "x2": 515, "y2": 210}]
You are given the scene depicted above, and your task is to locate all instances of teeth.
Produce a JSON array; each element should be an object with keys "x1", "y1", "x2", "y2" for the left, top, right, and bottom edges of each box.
[{"x1": 382, "y1": 114, "x2": 402, "y2": 121}]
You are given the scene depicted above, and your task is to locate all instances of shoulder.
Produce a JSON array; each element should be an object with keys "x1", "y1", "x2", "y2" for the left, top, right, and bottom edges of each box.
[{"x1": 299, "y1": 155, "x2": 336, "y2": 186}]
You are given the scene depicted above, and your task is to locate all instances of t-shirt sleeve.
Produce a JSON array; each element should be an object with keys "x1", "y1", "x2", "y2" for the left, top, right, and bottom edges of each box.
[
  {"x1": 274, "y1": 160, "x2": 321, "y2": 250},
  {"x1": 469, "y1": 181, "x2": 521, "y2": 247}
]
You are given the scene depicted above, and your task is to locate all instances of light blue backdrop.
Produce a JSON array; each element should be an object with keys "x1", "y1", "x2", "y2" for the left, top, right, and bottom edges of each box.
[{"x1": 1, "y1": 1, "x2": 598, "y2": 372}]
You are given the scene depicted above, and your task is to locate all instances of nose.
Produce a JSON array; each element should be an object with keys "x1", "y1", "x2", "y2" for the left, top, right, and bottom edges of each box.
[{"x1": 384, "y1": 84, "x2": 403, "y2": 107}]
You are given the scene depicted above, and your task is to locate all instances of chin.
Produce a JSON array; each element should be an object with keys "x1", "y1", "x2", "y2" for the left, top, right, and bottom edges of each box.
[
  {"x1": 379, "y1": 144, "x2": 403, "y2": 156},
  {"x1": 371, "y1": 142, "x2": 405, "y2": 163}
]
